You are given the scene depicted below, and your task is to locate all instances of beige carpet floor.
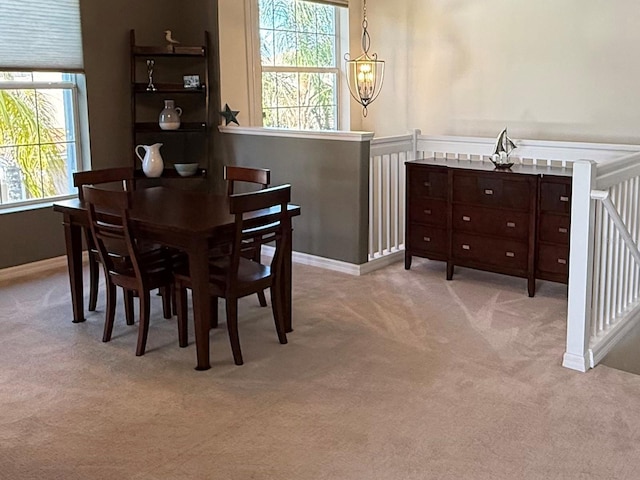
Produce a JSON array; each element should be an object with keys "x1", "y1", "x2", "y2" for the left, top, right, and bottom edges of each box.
[{"x1": 2, "y1": 258, "x2": 640, "y2": 479}]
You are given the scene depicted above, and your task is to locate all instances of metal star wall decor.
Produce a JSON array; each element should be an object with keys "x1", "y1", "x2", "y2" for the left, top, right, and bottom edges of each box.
[{"x1": 220, "y1": 104, "x2": 240, "y2": 126}]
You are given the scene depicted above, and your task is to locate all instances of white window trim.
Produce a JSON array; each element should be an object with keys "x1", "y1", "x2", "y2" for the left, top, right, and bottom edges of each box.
[
  {"x1": 0, "y1": 76, "x2": 84, "y2": 211},
  {"x1": 244, "y1": 0, "x2": 350, "y2": 130}
]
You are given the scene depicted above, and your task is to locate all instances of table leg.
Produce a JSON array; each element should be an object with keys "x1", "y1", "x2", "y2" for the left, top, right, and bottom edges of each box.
[
  {"x1": 283, "y1": 226, "x2": 293, "y2": 333},
  {"x1": 62, "y1": 217, "x2": 86, "y2": 323},
  {"x1": 188, "y1": 240, "x2": 211, "y2": 371}
]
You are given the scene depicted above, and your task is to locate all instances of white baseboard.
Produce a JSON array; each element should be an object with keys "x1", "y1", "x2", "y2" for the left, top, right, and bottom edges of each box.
[
  {"x1": 361, "y1": 251, "x2": 404, "y2": 275},
  {"x1": 0, "y1": 253, "x2": 87, "y2": 284},
  {"x1": 0, "y1": 247, "x2": 402, "y2": 284},
  {"x1": 589, "y1": 306, "x2": 640, "y2": 368},
  {"x1": 262, "y1": 246, "x2": 403, "y2": 276},
  {"x1": 562, "y1": 352, "x2": 590, "y2": 372}
]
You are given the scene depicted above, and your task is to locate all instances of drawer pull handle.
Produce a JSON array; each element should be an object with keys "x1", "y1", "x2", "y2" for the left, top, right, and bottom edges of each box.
[
  {"x1": 484, "y1": 189, "x2": 494, "y2": 195},
  {"x1": 423, "y1": 236, "x2": 431, "y2": 243},
  {"x1": 424, "y1": 209, "x2": 432, "y2": 215},
  {"x1": 462, "y1": 215, "x2": 471, "y2": 222},
  {"x1": 558, "y1": 227, "x2": 568, "y2": 234},
  {"x1": 423, "y1": 181, "x2": 431, "y2": 187},
  {"x1": 462, "y1": 244, "x2": 470, "y2": 250},
  {"x1": 560, "y1": 195, "x2": 569, "y2": 202},
  {"x1": 557, "y1": 258, "x2": 567, "y2": 265},
  {"x1": 505, "y1": 251, "x2": 515, "y2": 258},
  {"x1": 506, "y1": 221, "x2": 516, "y2": 228}
]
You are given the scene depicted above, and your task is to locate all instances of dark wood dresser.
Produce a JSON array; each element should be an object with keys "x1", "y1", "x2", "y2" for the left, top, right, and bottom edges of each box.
[{"x1": 405, "y1": 158, "x2": 572, "y2": 296}]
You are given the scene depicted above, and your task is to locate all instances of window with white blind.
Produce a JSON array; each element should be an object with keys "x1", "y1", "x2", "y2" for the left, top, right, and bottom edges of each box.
[
  {"x1": 0, "y1": 0, "x2": 85, "y2": 208},
  {"x1": 256, "y1": 0, "x2": 348, "y2": 130}
]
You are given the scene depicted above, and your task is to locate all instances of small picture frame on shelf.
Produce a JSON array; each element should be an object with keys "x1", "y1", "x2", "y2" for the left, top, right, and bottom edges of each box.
[{"x1": 183, "y1": 74, "x2": 201, "y2": 89}]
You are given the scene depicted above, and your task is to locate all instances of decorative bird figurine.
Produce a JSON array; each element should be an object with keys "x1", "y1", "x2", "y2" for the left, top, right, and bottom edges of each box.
[{"x1": 164, "y1": 30, "x2": 180, "y2": 51}]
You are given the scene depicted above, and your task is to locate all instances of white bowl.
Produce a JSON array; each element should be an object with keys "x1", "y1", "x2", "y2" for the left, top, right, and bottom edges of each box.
[{"x1": 174, "y1": 163, "x2": 199, "y2": 177}]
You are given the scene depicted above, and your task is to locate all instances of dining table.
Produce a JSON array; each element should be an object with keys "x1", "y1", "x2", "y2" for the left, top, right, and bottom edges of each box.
[{"x1": 53, "y1": 185, "x2": 300, "y2": 371}]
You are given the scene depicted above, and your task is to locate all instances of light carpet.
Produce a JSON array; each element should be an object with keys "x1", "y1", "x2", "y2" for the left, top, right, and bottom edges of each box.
[{"x1": 1, "y1": 259, "x2": 640, "y2": 479}]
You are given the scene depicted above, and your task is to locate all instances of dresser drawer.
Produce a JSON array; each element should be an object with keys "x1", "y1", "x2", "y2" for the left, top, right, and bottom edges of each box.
[
  {"x1": 408, "y1": 167, "x2": 448, "y2": 199},
  {"x1": 452, "y1": 232, "x2": 528, "y2": 270},
  {"x1": 452, "y1": 205, "x2": 529, "y2": 240},
  {"x1": 539, "y1": 213, "x2": 570, "y2": 245},
  {"x1": 537, "y1": 243, "x2": 569, "y2": 277},
  {"x1": 409, "y1": 199, "x2": 447, "y2": 226},
  {"x1": 540, "y1": 179, "x2": 572, "y2": 214},
  {"x1": 452, "y1": 172, "x2": 533, "y2": 211},
  {"x1": 409, "y1": 225, "x2": 447, "y2": 256}
]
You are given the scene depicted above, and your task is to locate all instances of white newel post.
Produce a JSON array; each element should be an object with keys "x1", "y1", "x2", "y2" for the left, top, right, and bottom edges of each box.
[
  {"x1": 411, "y1": 128, "x2": 421, "y2": 160},
  {"x1": 563, "y1": 160, "x2": 597, "y2": 372}
]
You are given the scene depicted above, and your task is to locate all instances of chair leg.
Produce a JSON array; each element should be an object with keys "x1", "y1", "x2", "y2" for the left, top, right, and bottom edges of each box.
[
  {"x1": 252, "y1": 247, "x2": 268, "y2": 307},
  {"x1": 171, "y1": 284, "x2": 177, "y2": 316},
  {"x1": 257, "y1": 290, "x2": 268, "y2": 307},
  {"x1": 124, "y1": 290, "x2": 135, "y2": 325},
  {"x1": 102, "y1": 282, "x2": 117, "y2": 342},
  {"x1": 270, "y1": 284, "x2": 288, "y2": 345},
  {"x1": 176, "y1": 283, "x2": 189, "y2": 348},
  {"x1": 88, "y1": 255, "x2": 99, "y2": 312},
  {"x1": 136, "y1": 289, "x2": 151, "y2": 356},
  {"x1": 160, "y1": 286, "x2": 172, "y2": 319},
  {"x1": 225, "y1": 298, "x2": 243, "y2": 365},
  {"x1": 210, "y1": 296, "x2": 219, "y2": 329}
]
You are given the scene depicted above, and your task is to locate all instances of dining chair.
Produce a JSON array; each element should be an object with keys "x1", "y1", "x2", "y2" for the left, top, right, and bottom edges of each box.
[
  {"x1": 74, "y1": 167, "x2": 136, "y2": 317},
  {"x1": 224, "y1": 165, "x2": 271, "y2": 307},
  {"x1": 174, "y1": 184, "x2": 291, "y2": 365},
  {"x1": 82, "y1": 185, "x2": 179, "y2": 356}
]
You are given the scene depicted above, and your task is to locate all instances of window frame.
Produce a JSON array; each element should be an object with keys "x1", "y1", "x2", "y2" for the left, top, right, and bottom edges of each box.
[
  {"x1": 246, "y1": 0, "x2": 350, "y2": 130},
  {"x1": 0, "y1": 74, "x2": 84, "y2": 210}
]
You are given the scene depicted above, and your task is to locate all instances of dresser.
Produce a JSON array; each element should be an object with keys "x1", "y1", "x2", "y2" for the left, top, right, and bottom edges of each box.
[{"x1": 405, "y1": 159, "x2": 572, "y2": 296}]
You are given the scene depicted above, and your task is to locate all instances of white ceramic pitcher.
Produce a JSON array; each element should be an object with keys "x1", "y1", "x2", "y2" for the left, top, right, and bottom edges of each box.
[{"x1": 135, "y1": 143, "x2": 164, "y2": 178}]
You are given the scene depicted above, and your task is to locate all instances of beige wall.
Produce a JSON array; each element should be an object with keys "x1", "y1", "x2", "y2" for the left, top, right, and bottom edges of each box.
[
  {"x1": 218, "y1": 0, "x2": 254, "y2": 128},
  {"x1": 220, "y1": 0, "x2": 640, "y2": 144}
]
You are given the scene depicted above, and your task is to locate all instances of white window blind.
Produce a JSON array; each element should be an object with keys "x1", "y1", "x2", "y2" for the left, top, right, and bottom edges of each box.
[
  {"x1": 306, "y1": 0, "x2": 348, "y2": 7},
  {"x1": 0, "y1": 0, "x2": 84, "y2": 71}
]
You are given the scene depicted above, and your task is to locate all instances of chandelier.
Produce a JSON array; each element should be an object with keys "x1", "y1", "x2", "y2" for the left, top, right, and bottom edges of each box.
[{"x1": 344, "y1": 0, "x2": 385, "y2": 117}]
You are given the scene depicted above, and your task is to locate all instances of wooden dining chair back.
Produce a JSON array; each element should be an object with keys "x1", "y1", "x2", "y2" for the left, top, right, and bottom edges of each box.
[
  {"x1": 74, "y1": 167, "x2": 135, "y2": 201},
  {"x1": 223, "y1": 165, "x2": 271, "y2": 306},
  {"x1": 175, "y1": 184, "x2": 291, "y2": 365},
  {"x1": 224, "y1": 165, "x2": 270, "y2": 196},
  {"x1": 73, "y1": 167, "x2": 135, "y2": 314},
  {"x1": 83, "y1": 185, "x2": 176, "y2": 356}
]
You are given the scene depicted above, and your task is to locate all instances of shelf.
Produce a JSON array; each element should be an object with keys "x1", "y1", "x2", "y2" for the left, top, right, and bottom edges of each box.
[
  {"x1": 134, "y1": 83, "x2": 206, "y2": 94},
  {"x1": 131, "y1": 30, "x2": 211, "y2": 175},
  {"x1": 132, "y1": 45, "x2": 205, "y2": 56},
  {"x1": 134, "y1": 122, "x2": 207, "y2": 133},
  {"x1": 134, "y1": 168, "x2": 207, "y2": 179}
]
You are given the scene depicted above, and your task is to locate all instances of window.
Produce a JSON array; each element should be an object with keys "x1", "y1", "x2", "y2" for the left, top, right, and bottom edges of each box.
[
  {"x1": 258, "y1": 0, "x2": 346, "y2": 130},
  {"x1": 0, "y1": 72, "x2": 81, "y2": 206}
]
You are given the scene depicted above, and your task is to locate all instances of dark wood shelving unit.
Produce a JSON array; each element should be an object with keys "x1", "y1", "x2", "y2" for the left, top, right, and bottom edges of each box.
[
  {"x1": 133, "y1": 83, "x2": 207, "y2": 94},
  {"x1": 134, "y1": 168, "x2": 208, "y2": 179},
  {"x1": 130, "y1": 29, "x2": 210, "y2": 177},
  {"x1": 134, "y1": 122, "x2": 207, "y2": 133}
]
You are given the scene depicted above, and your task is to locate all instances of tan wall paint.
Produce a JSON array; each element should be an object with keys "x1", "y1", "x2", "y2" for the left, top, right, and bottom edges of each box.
[
  {"x1": 218, "y1": 0, "x2": 253, "y2": 127},
  {"x1": 220, "y1": 0, "x2": 640, "y2": 144}
]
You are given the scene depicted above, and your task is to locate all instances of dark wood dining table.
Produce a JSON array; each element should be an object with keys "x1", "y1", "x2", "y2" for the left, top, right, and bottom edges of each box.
[{"x1": 53, "y1": 185, "x2": 300, "y2": 371}]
